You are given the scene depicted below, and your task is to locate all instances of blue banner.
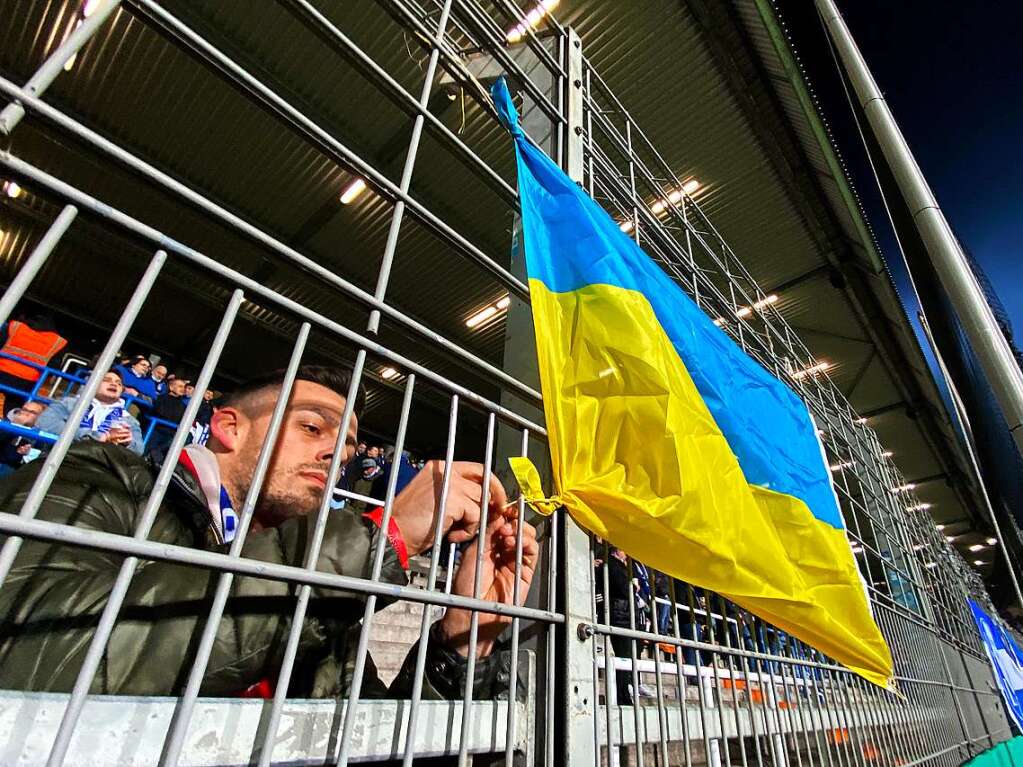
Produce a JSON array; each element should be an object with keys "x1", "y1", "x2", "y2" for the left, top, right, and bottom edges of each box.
[{"x1": 970, "y1": 599, "x2": 1023, "y2": 732}]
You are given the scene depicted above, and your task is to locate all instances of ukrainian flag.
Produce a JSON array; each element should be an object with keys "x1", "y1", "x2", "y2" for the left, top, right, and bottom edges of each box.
[{"x1": 494, "y1": 79, "x2": 893, "y2": 688}]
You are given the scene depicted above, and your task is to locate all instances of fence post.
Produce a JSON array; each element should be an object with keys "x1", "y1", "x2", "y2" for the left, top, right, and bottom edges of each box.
[{"x1": 559, "y1": 25, "x2": 600, "y2": 767}]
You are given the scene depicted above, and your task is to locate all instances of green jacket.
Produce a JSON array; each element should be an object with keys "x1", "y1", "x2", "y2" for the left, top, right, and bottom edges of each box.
[{"x1": 0, "y1": 441, "x2": 511, "y2": 700}]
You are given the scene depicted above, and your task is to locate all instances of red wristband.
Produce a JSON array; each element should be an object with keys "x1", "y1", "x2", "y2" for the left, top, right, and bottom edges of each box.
[{"x1": 363, "y1": 506, "x2": 410, "y2": 570}]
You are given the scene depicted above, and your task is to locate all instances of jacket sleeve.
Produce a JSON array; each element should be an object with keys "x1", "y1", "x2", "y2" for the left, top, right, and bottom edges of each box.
[
  {"x1": 387, "y1": 623, "x2": 528, "y2": 703},
  {"x1": 0, "y1": 444, "x2": 409, "y2": 696},
  {"x1": 34, "y1": 397, "x2": 73, "y2": 437},
  {"x1": 126, "y1": 415, "x2": 144, "y2": 455}
]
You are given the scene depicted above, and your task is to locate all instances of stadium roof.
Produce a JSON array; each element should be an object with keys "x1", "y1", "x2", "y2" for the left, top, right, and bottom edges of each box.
[{"x1": 0, "y1": 0, "x2": 992, "y2": 565}]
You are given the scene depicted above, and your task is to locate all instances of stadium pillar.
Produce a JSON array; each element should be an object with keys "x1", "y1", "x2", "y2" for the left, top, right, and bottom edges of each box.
[{"x1": 816, "y1": 0, "x2": 1023, "y2": 460}]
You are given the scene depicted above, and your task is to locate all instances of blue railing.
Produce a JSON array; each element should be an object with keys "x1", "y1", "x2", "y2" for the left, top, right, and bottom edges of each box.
[{"x1": 0, "y1": 352, "x2": 186, "y2": 450}]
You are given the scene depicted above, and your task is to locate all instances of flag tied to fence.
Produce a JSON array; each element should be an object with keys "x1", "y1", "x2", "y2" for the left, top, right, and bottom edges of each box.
[{"x1": 493, "y1": 77, "x2": 893, "y2": 688}]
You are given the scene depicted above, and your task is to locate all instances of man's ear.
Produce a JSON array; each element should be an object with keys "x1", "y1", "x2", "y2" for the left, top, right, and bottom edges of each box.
[{"x1": 209, "y1": 406, "x2": 244, "y2": 452}]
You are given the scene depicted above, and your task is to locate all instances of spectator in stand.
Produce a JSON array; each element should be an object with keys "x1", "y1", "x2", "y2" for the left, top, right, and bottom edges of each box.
[
  {"x1": 0, "y1": 313, "x2": 68, "y2": 413},
  {"x1": 35, "y1": 369, "x2": 143, "y2": 455},
  {"x1": 0, "y1": 365, "x2": 538, "y2": 698},
  {"x1": 150, "y1": 363, "x2": 170, "y2": 398},
  {"x1": 114, "y1": 356, "x2": 158, "y2": 405},
  {"x1": 372, "y1": 446, "x2": 421, "y2": 499},
  {"x1": 595, "y1": 547, "x2": 638, "y2": 704},
  {"x1": 0, "y1": 401, "x2": 46, "y2": 476},
  {"x1": 349, "y1": 454, "x2": 384, "y2": 511},
  {"x1": 147, "y1": 376, "x2": 189, "y2": 462}
]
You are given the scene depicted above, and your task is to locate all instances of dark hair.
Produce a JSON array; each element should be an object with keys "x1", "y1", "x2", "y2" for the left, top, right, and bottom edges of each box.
[
  {"x1": 105, "y1": 368, "x2": 123, "y2": 382},
  {"x1": 130, "y1": 355, "x2": 149, "y2": 365},
  {"x1": 221, "y1": 365, "x2": 364, "y2": 416}
]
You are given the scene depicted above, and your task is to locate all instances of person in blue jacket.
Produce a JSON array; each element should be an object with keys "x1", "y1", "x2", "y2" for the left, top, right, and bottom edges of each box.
[
  {"x1": 36, "y1": 369, "x2": 144, "y2": 455},
  {"x1": 114, "y1": 355, "x2": 158, "y2": 404}
]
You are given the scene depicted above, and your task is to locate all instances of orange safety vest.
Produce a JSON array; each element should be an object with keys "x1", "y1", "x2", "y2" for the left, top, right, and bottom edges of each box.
[{"x1": 0, "y1": 321, "x2": 68, "y2": 382}]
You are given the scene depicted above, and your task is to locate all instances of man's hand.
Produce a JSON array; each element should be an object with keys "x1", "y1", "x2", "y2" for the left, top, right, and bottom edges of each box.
[
  {"x1": 437, "y1": 507, "x2": 539, "y2": 658},
  {"x1": 390, "y1": 461, "x2": 507, "y2": 557},
  {"x1": 106, "y1": 425, "x2": 133, "y2": 446}
]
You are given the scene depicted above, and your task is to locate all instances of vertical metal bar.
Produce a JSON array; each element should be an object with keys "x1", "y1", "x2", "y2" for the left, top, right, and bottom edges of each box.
[
  {"x1": 397, "y1": 393, "x2": 459, "y2": 767},
  {"x1": 158, "y1": 321, "x2": 311, "y2": 766},
  {"x1": 648, "y1": 573, "x2": 671, "y2": 767},
  {"x1": 624, "y1": 559, "x2": 646, "y2": 767},
  {"x1": 335, "y1": 374, "x2": 417, "y2": 767},
  {"x1": 504, "y1": 427, "x2": 529, "y2": 767},
  {"x1": 730, "y1": 611, "x2": 765, "y2": 767},
  {"x1": 0, "y1": 0, "x2": 123, "y2": 134},
  {"x1": 44, "y1": 285, "x2": 241, "y2": 767},
  {"x1": 601, "y1": 541, "x2": 620, "y2": 767},
  {"x1": 0, "y1": 204, "x2": 77, "y2": 327},
  {"x1": 456, "y1": 411, "x2": 497, "y2": 767},
  {"x1": 561, "y1": 23, "x2": 598, "y2": 767},
  {"x1": 0, "y1": 249, "x2": 167, "y2": 588},
  {"x1": 545, "y1": 505, "x2": 558, "y2": 767},
  {"x1": 257, "y1": 348, "x2": 370, "y2": 767},
  {"x1": 366, "y1": 0, "x2": 454, "y2": 334},
  {"x1": 714, "y1": 598, "x2": 749, "y2": 767},
  {"x1": 666, "y1": 581, "x2": 693, "y2": 767},
  {"x1": 685, "y1": 588, "x2": 716, "y2": 766}
]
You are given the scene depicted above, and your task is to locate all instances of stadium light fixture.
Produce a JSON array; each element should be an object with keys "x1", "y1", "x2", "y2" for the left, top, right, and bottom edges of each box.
[
  {"x1": 736, "y1": 294, "x2": 779, "y2": 319},
  {"x1": 936, "y1": 524, "x2": 945, "y2": 531},
  {"x1": 974, "y1": 560, "x2": 987, "y2": 567},
  {"x1": 619, "y1": 220, "x2": 634, "y2": 233},
  {"x1": 3, "y1": 181, "x2": 22, "y2": 199},
  {"x1": 906, "y1": 503, "x2": 931, "y2": 511},
  {"x1": 987, "y1": 537, "x2": 997, "y2": 546},
  {"x1": 650, "y1": 178, "x2": 701, "y2": 215},
  {"x1": 340, "y1": 178, "x2": 367, "y2": 205},
  {"x1": 854, "y1": 417, "x2": 868, "y2": 424},
  {"x1": 829, "y1": 461, "x2": 852, "y2": 472},
  {"x1": 792, "y1": 360, "x2": 830, "y2": 380},
  {"x1": 891, "y1": 483, "x2": 915, "y2": 493},
  {"x1": 380, "y1": 367, "x2": 399, "y2": 380},
  {"x1": 882, "y1": 450, "x2": 893, "y2": 458},
  {"x1": 506, "y1": 0, "x2": 559, "y2": 43},
  {"x1": 466, "y1": 294, "x2": 511, "y2": 329},
  {"x1": 925, "y1": 562, "x2": 937, "y2": 569},
  {"x1": 968, "y1": 544, "x2": 985, "y2": 552}
]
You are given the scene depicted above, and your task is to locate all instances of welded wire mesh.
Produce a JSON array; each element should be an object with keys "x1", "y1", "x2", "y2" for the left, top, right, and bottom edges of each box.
[{"x1": 0, "y1": 0, "x2": 1010, "y2": 765}]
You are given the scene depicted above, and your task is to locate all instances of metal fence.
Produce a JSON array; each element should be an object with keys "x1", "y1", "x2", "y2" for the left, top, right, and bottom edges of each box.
[{"x1": 0, "y1": 0, "x2": 1012, "y2": 765}]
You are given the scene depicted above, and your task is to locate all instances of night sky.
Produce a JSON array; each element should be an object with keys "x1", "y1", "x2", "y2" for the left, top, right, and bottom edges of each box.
[{"x1": 779, "y1": 0, "x2": 1023, "y2": 337}]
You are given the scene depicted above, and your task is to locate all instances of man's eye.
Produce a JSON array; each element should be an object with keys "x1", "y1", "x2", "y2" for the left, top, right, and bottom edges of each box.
[{"x1": 301, "y1": 423, "x2": 321, "y2": 435}]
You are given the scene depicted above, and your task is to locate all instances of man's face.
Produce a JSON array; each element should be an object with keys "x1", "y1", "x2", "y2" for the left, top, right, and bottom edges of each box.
[
  {"x1": 152, "y1": 364, "x2": 167, "y2": 381},
  {"x1": 356, "y1": 442, "x2": 366, "y2": 455},
  {"x1": 168, "y1": 378, "x2": 187, "y2": 397},
  {"x1": 10, "y1": 401, "x2": 44, "y2": 426},
  {"x1": 96, "y1": 373, "x2": 124, "y2": 403},
  {"x1": 133, "y1": 359, "x2": 151, "y2": 376},
  {"x1": 203, "y1": 389, "x2": 214, "y2": 402},
  {"x1": 185, "y1": 385, "x2": 195, "y2": 398},
  {"x1": 367, "y1": 446, "x2": 380, "y2": 459},
  {"x1": 220, "y1": 380, "x2": 357, "y2": 529}
]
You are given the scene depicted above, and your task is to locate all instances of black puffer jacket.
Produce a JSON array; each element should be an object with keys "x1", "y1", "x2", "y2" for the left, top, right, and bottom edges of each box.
[{"x1": 0, "y1": 441, "x2": 510, "y2": 699}]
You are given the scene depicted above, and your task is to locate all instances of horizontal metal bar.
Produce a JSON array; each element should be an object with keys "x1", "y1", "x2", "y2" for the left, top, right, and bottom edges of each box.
[
  {"x1": 0, "y1": 150, "x2": 547, "y2": 437},
  {"x1": 279, "y1": 0, "x2": 518, "y2": 205},
  {"x1": 0, "y1": 511, "x2": 564, "y2": 624},
  {"x1": 127, "y1": 0, "x2": 529, "y2": 299},
  {"x1": 0, "y1": 74, "x2": 542, "y2": 407},
  {"x1": 0, "y1": 692, "x2": 527, "y2": 765}
]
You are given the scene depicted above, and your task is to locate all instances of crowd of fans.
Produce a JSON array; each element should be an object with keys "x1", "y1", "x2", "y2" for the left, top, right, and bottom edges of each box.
[{"x1": 0, "y1": 346, "x2": 221, "y2": 474}]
